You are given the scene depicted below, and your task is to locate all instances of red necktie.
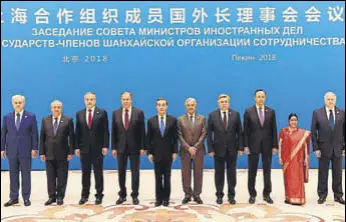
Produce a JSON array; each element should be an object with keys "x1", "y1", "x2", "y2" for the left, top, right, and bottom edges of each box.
[
  {"x1": 88, "y1": 109, "x2": 92, "y2": 129},
  {"x1": 124, "y1": 109, "x2": 129, "y2": 130}
]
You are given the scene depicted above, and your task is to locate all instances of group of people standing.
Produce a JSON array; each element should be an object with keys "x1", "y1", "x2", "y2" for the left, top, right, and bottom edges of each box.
[{"x1": 1, "y1": 90, "x2": 344, "y2": 208}]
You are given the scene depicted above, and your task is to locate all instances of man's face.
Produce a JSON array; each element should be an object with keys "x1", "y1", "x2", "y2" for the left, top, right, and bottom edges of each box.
[
  {"x1": 185, "y1": 101, "x2": 196, "y2": 114},
  {"x1": 325, "y1": 95, "x2": 336, "y2": 108},
  {"x1": 218, "y1": 97, "x2": 229, "y2": 111},
  {"x1": 84, "y1": 94, "x2": 96, "y2": 109},
  {"x1": 12, "y1": 98, "x2": 25, "y2": 113},
  {"x1": 121, "y1": 93, "x2": 132, "y2": 109},
  {"x1": 51, "y1": 103, "x2": 62, "y2": 117},
  {"x1": 255, "y1": 91, "x2": 266, "y2": 106},
  {"x1": 156, "y1": 100, "x2": 168, "y2": 115}
]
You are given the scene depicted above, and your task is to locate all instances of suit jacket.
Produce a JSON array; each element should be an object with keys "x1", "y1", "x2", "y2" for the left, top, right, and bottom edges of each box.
[
  {"x1": 1, "y1": 111, "x2": 38, "y2": 159},
  {"x1": 243, "y1": 106, "x2": 278, "y2": 154},
  {"x1": 39, "y1": 115, "x2": 75, "y2": 160},
  {"x1": 111, "y1": 107, "x2": 145, "y2": 154},
  {"x1": 178, "y1": 114, "x2": 207, "y2": 156},
  {"x1": 75, "y1": 107, "x2": 109, "y2": 156},
  {"x1": 311, "y1": 107, "x2": 345, "y2": 158},
  {"x1": 207, "y1": 109, "x2": 243, "y2": 157},
  {"x1": 147, "y1": 115, "x2": 178, "y2": 162}
]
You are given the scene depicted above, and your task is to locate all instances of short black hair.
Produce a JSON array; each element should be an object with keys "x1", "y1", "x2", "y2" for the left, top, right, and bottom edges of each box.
[
  {"x1": 288, "y1": 113, "x2": 299, "y2": 120},
  {"x1": 254, "y1": 89, "x2": 267, "y2": 96},
  {"x1": 156, "y1": 97, "x2": 168, "y2": 106}
]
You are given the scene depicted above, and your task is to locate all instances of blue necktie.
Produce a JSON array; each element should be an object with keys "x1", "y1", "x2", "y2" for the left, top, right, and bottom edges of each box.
[
  {"x1": 329, "y1": 110, "x2": 335, "y2": 130},
  {"x1": 53, "y1": 117, "x2": 58, "y2": 135},
  {"x1": 15, "y1": 113, "x2": 20, "y2": 130},
  {"x1": 160, "y1": 116, "x2": 165, "y2": 137}
]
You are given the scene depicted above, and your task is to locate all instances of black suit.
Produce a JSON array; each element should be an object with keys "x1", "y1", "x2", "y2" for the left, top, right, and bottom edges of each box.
[
  {"x1": 39, "y1": 115, "x2": 75, "y2": 200},
  {"x1": 243, "y1": 106, "x2": 278, "y2": 197},
  {"x1": 75, "y1": 107, "x2": 109, "y2": 199},
  {"x1": 311, "y1": 107, "x2": 345, "y2": 199},
  {"x1": 207, "y1": 109, "x2": 243, "y2": 199},
  {"x1": 147, "y1": 115, "x2": 178, "y2": 202},
  {"x1": 111, "y1": 107, "x2": 145, "y2": 198}
]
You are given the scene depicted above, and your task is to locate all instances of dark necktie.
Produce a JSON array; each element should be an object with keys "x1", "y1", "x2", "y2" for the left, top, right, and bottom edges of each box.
[
  {"x1": 160, "y1": 116, "x2": 165, "y2": 136},
  {"x1": 88, "y1": 109, "x2": 92, "y2": 129},
  {"x1": 124, "y1": 109, "x2": 129, "y2": 130},
  {"x1": 259, "y1": 107, "x2": 265, "y2": 126},
  {"x1": 15, "y1": 113, "x2": 20, "y2": 130},
  {"x1": 189, "y1": 115, "x2": 194, "y2": 129},
  {"x1": 223, "y1": 112, "x2": 227, "y2": 129},
  {"x1": 53, "y1": 117, "x2": 58, "y2": 135},
  {"x1": 329, "y1": 110, "x2": 335, "y2": 130}
]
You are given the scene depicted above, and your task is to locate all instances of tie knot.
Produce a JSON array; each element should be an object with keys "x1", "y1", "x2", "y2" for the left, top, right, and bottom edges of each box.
[
  {"x1": 88, "y1": 109, "x2": 92, "y2": 112},
  {"x1": 330, "y1": 110, "x2": 333, "y2": 113},
  {"x1": 16, "y1": 113, "x2": 20, "y2": 117},
  {"x1": 259, "y1": 107, "x2": 263, "y2": 111},
  {"x1": 125, "y1": 109, "x2": 129, "y2": 113},
  {"x1": 223, "y1": 112, "x2": 227, "y2": 115},
  {"x1": 54, "y1": 117, "x2": 58, "y2": 121},
  {"x1": 161, "y1": 116, "x2": 164, "y2": 120}
]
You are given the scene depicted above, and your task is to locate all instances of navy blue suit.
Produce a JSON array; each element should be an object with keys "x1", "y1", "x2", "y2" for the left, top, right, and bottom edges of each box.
[{"x1": 1, "y1": 111, "x2": 38, "y2": 200}]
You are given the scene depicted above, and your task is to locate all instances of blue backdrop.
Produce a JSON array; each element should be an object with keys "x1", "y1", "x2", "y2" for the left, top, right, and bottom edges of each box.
[{"x1": 1, "y1": 1, "x2": 345, "y2": 170}]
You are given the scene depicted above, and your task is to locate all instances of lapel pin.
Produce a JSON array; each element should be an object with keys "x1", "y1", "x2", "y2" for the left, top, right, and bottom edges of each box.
[
  {"x1": 97, "y1": 112, "x2": 99, "y2": 114},
  {"x1": 25, "y1": 116, "x2": 28, "y2": 118},
  {"x1": 61, "y1": 121, "x2": 64, "y2": 123}
]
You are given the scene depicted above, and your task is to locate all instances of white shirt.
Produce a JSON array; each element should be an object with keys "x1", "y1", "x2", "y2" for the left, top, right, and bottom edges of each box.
[
  {"x1": 86, "y1": 106, "x2": 95, "y2": 125},
  {"x1": 325, "y1": 106, "x2": 336, "y2": 124},
  {"x1": 52, "y1": 115, "x2": 62, "y2": 127},
  {"x1": 158, "y1": 114, "x2": 167, "y2": 129},
  {"x1": 220, "y1": 109, "x2": 229, "y2": 126},
  {"x1": 15, "y1": 110, "x2": 24, "y2": 122},
  {"x1": 256, "y1": 105, "x2": 265, "y2": 121},
  {"x1": 122, "y1": 106, "x2": 132, "y2": 127},
  {"x1": 187, "y1": 113, "x2": 196, "y2": 126}
]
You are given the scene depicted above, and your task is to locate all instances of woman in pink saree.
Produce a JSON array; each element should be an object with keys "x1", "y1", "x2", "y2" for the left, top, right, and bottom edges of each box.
[{"x1": 279, "y1": 113, "x2": 311, "y2": 205}]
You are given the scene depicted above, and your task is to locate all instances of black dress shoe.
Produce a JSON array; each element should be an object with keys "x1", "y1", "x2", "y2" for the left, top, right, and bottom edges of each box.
[
  {"x1": 318, "y1": 197, "x2": 326, "y2": 204},
  {"x1": 24, "y1": 200, "x2": 31, "y2": 207},
  {"x1": 45, "y1": 198, "x2": 56, "y2": 206},
  {"x1": 162, "y1": 201, "x2": 169, "y2": 207},
  {"x1": 334, "y1": 197, "x2": 345, "y2": 205},
  {"x1": 216, "y1": 198, "x2": 223, "y2": 205},
  {"x1": 95, "y1": 197, "x2": 103, "y2": 205},
  {"x1": 194, "y1": 197, "x2": 203, "y2": 204},
  {"x1": 116, "y1": 197, "x2": 126, "y2": 205},
  {"x1": 4, "y1": 199, "x2": 19, "y2": 207},
  {"x1": 249, "y1": 196, "x2": 256, "y2": 204},
  {"x1": 263, "y1": 195, "x2": 274, "y2": 204},
  {"x1": 182, "y1": 197, "x2": 191, "y2": 204},
  {"x1": 57, "y1": 199, "x2": 64, "y2": 206},
  {"x1": 228, "y1": 198, "x2": 236, "y2": 205},
  {"x1": 79, "y1": 198, "x2": 88, "y2": 205},
  {"x1": 284, "y1": 200, "x2": 290, "y2": 205},
  {"x1": 132, "y1": 198, "x2": 140, "y2": 205},
  {"x1": 155, "y1": 200, "x2": 162, "y2": 207}
]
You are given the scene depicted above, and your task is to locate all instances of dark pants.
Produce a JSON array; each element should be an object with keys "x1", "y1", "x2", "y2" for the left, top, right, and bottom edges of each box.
[
  {"x1": 248, "y1": 146, "x2": 273, "y2": 197},
  {"x1": 8, "y1": 157, "x2": 32, "y2": 200},
  {"x1": 214, "y1": 152, "x2": 237, "y2": 199},
  {"x1": 117, "y1": 153, "x2": 140, "y2": 198},
  {"x1": 46, "y1": 159, "x2": 69, "y2": 199},
  {"x1": 181, "y1": 151, "x2": 204, "y2": 198},
  {"x1": 154, "y1": 159, "x2": 172, "y2": 201},
  {"x1": 81, "y1": 154, "x2": 104, "y2": 199},
  {"x1": 318, "y1": 155, "x2": 343, "y2": 198}
]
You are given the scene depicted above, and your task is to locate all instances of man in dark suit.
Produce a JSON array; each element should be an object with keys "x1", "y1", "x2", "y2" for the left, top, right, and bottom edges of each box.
[
  {"x1": 147, "y1": 97, "x2": 178, "y2": 207},
  {"x1": 40, "y1": 100, "x2": 75, "y2": 206},
  {"x1": 111, "y1": 91, "x2": 146, "y2": 205},
  {"x1": 178, "y1": 97, "x2": 207, "y2": 205},
  {"x1": 1, "y1": 94, "x2": 39, "y2": 207},
  {"x1": 244, "y1": 89, "x2": 278, "y2": 204},
  {"x1": 75, "y1": 92, "x2": 109, "y2": 205},
  {"x1": 311, "y1": 92, "x2": 345, "y2": 205},
  {"x1": 208, "y1": 94, "x2": 243, "y2": 205}
]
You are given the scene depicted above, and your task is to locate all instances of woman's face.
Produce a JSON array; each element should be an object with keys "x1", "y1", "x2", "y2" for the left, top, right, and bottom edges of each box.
[{"x1": 289, "y1": 116, "x2": 298, "y2": 128}]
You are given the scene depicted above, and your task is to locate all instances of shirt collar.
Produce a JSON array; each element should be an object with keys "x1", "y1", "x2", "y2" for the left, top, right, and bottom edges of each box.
[
  {"x1": 187, "y1": 113, "x2": 196, "y2": 118},
  {"x1": 256, "y1": 105, "x2": 264, "y2": 110},
  {"x1": 123, "y1": 106, "x2": 132, "y2": 112},
  {"x1": 16, "y1": 110, "x2": 24, "y2": 116},
  {"x1": 87, "y1": 106, "x2": 96, "y2": 112},
  {"x1": 53, "y1": 115, "x2": 62, "y2": 119},
  {"x1": 326, "y1": 106, "x2": 335, "y2": 113}
]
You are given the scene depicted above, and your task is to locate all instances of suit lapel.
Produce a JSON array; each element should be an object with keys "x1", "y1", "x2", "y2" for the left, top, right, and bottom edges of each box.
[
  {"x1": 91, "y1": 107, "x2": 100, "y2": 129},
  {"x1": 18, "y1": 111, "x2": 28, "y2": 132},
  {"x1": 117, "y1": 109, "x2": 125, "y2": 130},
  {"x1": 217, "y1": 110, "x2": 227, "y2": 133},
  {"x1": 164, "y1": 115, "x2": 171, "y2": 137},
  {"x1": 321, "y1": 108, "x2": 332, "y2": 131},
  {"x1": 253, "y1": 106, "x2": 263, "y2": 129}
]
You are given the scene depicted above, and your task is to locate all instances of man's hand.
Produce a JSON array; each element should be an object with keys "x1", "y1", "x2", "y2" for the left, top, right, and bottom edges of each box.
[
  {"x1": 209, "y1": 152, "x2": 215, "y2": 157},
  {"x1": 279, "y1": 158, "x2": 283, "y2": 165},
  {"x1": 148, "y1": 154, "x2": 153, "y2": 163},
  {"x1": 172, "y1": 153, "x2": 177, "y2": 161},
  {"x1": 40, "y1": 155, "x2": 46, "y2": 161},
  {"x1": 1, "y1": 151, "x2": 6, "y2": 159},
  {"x1": 112, "y1": 150, "x2": 117, "y2": 158},
  {"x1": 315, "y1": 151, "x2": 321, "y2": 158},
  {"x1": 67, "y1": 154, "x2": 73, "y2": 161},
  {"x1": 272, "y1": 148, "x2": 278, "y2": 155},
  {"x1": 244, "y1": 147, "x2": 250, "y2": 155},
  {"x1": 342, "y1": 150, "x2": 345, "y2": 157},
  {"x1": 31, "y1": 150, "x2": 37, "y2": 158},
  {"x1": 188, "y1": 147, "x2": 197, "y2": 156},
  {"x1": 238, "y1": 151, "x2": 243, "y2": 156},
  {"x1": 75, "y1": 149, "x2": 80, "y2": 157},
  {"x1": 140, "y1": 149, "x2": 145, "y2": 156},
  {"x1": 102, "y1": 148, "x2": 108, "y2": 156}
]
